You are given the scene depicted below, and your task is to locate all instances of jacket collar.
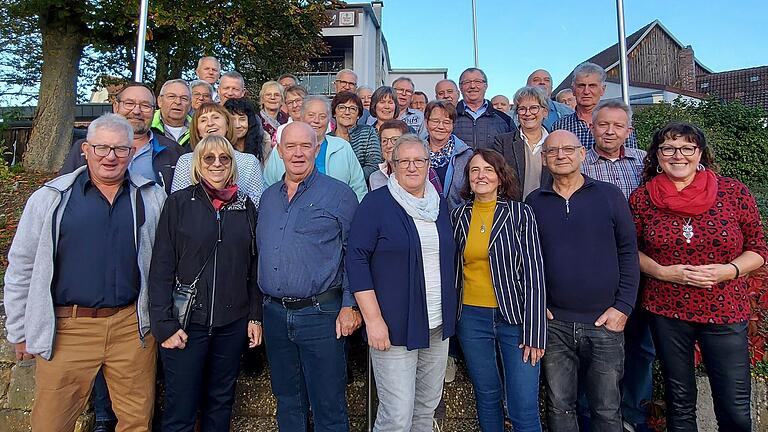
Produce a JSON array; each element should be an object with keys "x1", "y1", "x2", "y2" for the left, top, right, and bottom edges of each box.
[
  {"x1": 45, "y1": 165, "x2": 155, "y2": 193},
  {"x1": 539, "y1": 173, "x2": 595, "y2": 194}
]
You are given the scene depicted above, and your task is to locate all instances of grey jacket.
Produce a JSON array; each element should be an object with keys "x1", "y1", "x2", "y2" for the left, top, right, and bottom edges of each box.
[{"x1": 3, "y1": 166, "x2": 166, "y2": 360}]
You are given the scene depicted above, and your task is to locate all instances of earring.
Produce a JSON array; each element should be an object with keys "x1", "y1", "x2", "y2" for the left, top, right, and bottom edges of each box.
[
  {"x1": 697, "y1": 164, "x2": 705, "y2": 172},
  {"x1": 656, "y1": 165, "x2": 663, "y2": 174}
]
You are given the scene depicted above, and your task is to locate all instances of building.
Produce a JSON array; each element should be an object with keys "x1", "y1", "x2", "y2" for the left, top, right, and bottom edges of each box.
[
  {"x1": 299, "y1": 1, "x2": 447, "y2": 98},
  {"x1": 553, "y1": 20, "x2": 767, "y2": 111}
]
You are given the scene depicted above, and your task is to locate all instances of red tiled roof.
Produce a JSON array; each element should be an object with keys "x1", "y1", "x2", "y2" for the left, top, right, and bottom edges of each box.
[{"x1": 697, "y1": 66, "x2": 768, "y2": 112}]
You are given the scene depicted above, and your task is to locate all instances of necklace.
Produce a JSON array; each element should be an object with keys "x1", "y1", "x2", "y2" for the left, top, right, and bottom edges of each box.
[
  {"x1": 682, "y1": 217, "x2": 694, "y2": 244},
  {"x1": 478, "y1": 214, "x2": 488, "y2": 233}
]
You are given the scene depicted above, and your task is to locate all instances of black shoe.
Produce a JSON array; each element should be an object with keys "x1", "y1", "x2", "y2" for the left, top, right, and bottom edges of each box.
[{"x1": 93, "y1": 420, "x2": 116, "y2": 432}]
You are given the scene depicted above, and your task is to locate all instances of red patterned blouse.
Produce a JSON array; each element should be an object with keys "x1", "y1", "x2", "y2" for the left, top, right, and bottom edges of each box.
[{"x1": 629, "y1": 175, "x2": 768, "y2": 323}]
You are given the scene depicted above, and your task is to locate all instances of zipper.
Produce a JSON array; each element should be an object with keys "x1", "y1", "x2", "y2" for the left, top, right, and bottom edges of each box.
[
  {"x1": 565, "y1": 199, "x2": 570, "y2": 217},
  {"x1": 208, "y1": 209, "x2": 221, "y2": 336}
]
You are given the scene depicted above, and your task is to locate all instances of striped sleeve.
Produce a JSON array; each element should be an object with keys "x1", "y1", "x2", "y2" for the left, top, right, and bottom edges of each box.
[{"x1": 518, "y1": 204, "x2": 547, "y2": 349}]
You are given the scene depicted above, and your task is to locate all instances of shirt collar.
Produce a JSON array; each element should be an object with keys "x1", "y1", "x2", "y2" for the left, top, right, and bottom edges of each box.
[
  {"x1": 280, "y1": 166, "x2": 320, "y2": 195},
  {"x1": 587, "y1": 145, "x2": 637, "y2": 164},
  {"x1": 79, "y1": 168, "x2": 130, "y2": 195},
  {"x1": 521, "y1": 127, "x2": 549, "y2": 151}
]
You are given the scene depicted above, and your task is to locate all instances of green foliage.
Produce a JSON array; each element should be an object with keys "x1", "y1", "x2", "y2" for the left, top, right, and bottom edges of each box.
[{"x1": 633, "y1": 97, "x2": 768, "y2": 187}]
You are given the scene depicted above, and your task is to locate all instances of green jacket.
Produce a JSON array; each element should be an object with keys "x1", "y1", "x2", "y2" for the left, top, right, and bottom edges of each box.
[{"x1": 151, "y1": 109, "x2": 191, "y2": 149}]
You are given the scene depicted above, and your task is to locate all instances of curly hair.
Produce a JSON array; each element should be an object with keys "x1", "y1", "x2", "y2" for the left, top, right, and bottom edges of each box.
[
  {"x1": 641, "y1": 122, "x2": 718, "y2": 184},
  {"x1": 459, "y1": 148, "x2": 521, "y2": 202}
]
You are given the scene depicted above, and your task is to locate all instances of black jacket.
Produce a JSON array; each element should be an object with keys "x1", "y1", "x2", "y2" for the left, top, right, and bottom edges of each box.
[
  {"x1": 492, "y1": 130, "x2": 553, "y2": 194},
  {"x1": 60, "y1": 133, "x2": 185, "y2": 195},
  {"x1": 453, "y1": 100, "x2": 516, "y2": 150},
  {"x1": 148, "y1": 184, "x2": 261, "y2": 343}
]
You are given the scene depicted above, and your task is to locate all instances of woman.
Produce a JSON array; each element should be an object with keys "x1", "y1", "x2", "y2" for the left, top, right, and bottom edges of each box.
[
  {"x1": 330, "y1": 91, "x2": 382, "y2": 181},
  {"x1": 149, "y1": 135, "x2": 263, "y2": 431},
  {"x1": 171, "y1": 102, "x2": 264, "y2": 207},
  {"x1": 367, "y1": 86, "x2": 400, "y2": 132},
  {"x1": 492, "y1": 86, "x2": 551, "y2": 198},
  {"x1": 425, "y1": 100, "x2": 473, "y2": 210},
  {"x1": 258, "y1": 81, "x2": 289, "y2": 142},
  {"x1": 357, "y1": 85, "x2": 373, "y2": 111},
  {"x1": 629, "y1": 122, "x2": 768, "y2": 432},
  {"x1": 370, "y1": 119, "x2": 443, "y2": 195},
  {"x1": 273, "y1": 84, "x2": 308, "y2": 148},
  {"x1": 451, "y1": 149, "x2": 547, "y2": 432},
  {"x1": 347, "y1": 134, "x2": 457, "y2": 431},
  {"x1": 223, "y1": 97, "x2": 265, "y2": 163}
]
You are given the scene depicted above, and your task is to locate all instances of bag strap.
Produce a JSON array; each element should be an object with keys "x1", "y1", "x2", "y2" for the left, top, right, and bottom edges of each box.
[{"x1": 188, "y1": 241, "x2": 218, "y2": 286}]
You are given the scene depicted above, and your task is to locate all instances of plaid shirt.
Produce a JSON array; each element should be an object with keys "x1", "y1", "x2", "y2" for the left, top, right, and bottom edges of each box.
[
  {"x1": 581, "y1": 146, "x2": 647, "y2": 199},
  {"x1": 552, "y1": 112, "x2": 637, "y2": 149}
]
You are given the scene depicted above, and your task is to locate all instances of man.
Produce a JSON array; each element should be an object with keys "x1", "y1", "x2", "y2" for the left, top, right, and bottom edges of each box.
[
  {"x1": 392, "y1": 77, "x2": 425, "y2": 137},
  {"x1": 525, "y1": 69, "x2": 574, "y2": 130},
  {"x1": 410, "y1": 91, "x2": 429, "y2": 112},
  {"x1": 5, "y1": 113, "x2": 166, "y2": 432},
  {"x1": 60, "y1": 82, "x2": 184, "y2": 194},
  {"x1": 278, "y1": 73, "x2": 299, "y2": 89},
  {"x1": 257, "y1": 121, "x2": 361, "y2": 432},
  {"x1": 582, "y1": 100, "x2": 653, "y2": 432},
  {"x1": 556, "y1": 88, "x2": 577, "y2": 110},
  {"x1": 490, "y1": 94, "x2": 511, "y2": 114},
  {"x1": 525, "y1": 130, "x2": 640, "y2": 432},
  {"x1": 190, "y1": 79, "x2": 214, "y2": 111},
  {"x1": 152, "y1": 79, "x2": 193, "y2": 148},
  {"x1": 334, "y1": 69, "x2": 371, "y2": 126},
  {"x1": 219, "y1": 71, "x2": 246, "y2": 106},
  {"x1": 195, "y1": 56, "x2": 221, "y2": 101},
  {"x1": 263, "y1": 96, "x2": 367, "y2": 202},
  {"x1": 552, "y1": 62, "x2": 637, "y2": 149},
  {"x1": 435, "y1": 79, "x2": 459, "y2": 107},
  {"x1": 454, "y1": 67, "x2": 514, "y2": 150}
]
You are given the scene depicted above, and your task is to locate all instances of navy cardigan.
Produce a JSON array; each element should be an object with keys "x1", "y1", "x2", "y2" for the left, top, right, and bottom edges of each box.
[{"x1": 346, "y1": 187, "x2": 457, "y2": 350}]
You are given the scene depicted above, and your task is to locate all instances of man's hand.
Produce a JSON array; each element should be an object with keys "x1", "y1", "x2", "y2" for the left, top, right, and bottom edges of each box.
[
  {"x1": 248, "y1": 322, "x2": 263, "y2": 348},
  {"x1": 14, "y1": 341, "x2": 34, "y2": 361},
  {"x1": 161, "y1": 329, "x2": 188, "y2": 349},
  {"x1": 520, "y1": 344, "x2": 545, "y2": 366},
  {"x1": 594, "y1": 307, "x2": 628, "y2": 332},
  {"x1": 366, "y1": 318, "x2": 391, "y2": 351},
  {"x1": 336, "y1": 307, "x2": 362, "y2": 339}
]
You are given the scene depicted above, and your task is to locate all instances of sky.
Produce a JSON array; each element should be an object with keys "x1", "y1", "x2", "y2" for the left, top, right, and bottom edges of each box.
[{"x1": 380, "y1": 0, "x2": 768, "y2": 99}]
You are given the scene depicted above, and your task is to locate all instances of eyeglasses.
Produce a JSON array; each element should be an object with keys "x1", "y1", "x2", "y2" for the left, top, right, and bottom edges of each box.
[
  {"x1": 381, "y1": 136, "x2": 402, "y2": 146},
  {"x1": 336, "y1": 105, "x2": 359, "y2": 113},
  {"x1": 395, "y1": 88, "x2": 414, "y2": 96},
  {"x1": 161, "y1": 94, "x2": 191, "y2": 104},
  {"x1": 393, "y1": 158, "x2": 429, "y2": 169},
  {"x1": 516, "y1": 105, "x2": 542, "y2": 115},
  {"x1": 192, "y1": 92, "x2": 212, "y2": 100},
  {"x1": 541, "y1": 145, "x2": 582, "y2": 157},
  {"x1": 286, "y1": 98, "x2": 304, "y2": 107},
  {"x1": 119, "y1": 100, "x2": 154, "y2": 113},
  {"x1": 335, "y1": 79, "x2": 357, "y2": 87},
  {"x1": 459, "y1": 79, "x2": 486, "y2": 87},
  {"x1": 427, "y1": 118, "x2": 453, "y2": 127},
  {"x1": 202, "y1": 154, "x2": 232, "y2": 166},
  {"x1": 658, "y1": 146, "x2": 698, "y2": 157},
  {"x1": 89, "y1": 144, "x2": 133, "y2": 158}
]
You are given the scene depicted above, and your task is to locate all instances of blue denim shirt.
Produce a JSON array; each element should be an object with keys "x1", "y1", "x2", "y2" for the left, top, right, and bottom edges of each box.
[{"x1": 256, "y1": 168, "x2": 358, "y2": 307}]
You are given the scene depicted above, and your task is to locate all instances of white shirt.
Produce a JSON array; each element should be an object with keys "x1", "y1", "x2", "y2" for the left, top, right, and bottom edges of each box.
[{"x1": 413, "y1": 218, "x2": 442, "y2": 329}]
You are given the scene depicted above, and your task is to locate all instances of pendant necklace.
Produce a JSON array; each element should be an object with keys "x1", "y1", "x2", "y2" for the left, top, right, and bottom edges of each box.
[
  {"x1": 479, "y1": 214, "x2": 488, "y2": 233},
  {"x1": 682, "y1": 217, "x2": 694, "y2": 244}
]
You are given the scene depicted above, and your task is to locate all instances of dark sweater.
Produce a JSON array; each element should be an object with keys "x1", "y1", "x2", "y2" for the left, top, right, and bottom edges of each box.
[{"x1": 525, "y1": 175, "x2": 639, "y2": 324}]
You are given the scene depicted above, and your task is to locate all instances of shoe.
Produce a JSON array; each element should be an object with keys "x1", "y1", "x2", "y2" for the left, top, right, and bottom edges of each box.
[
  {"x1": 622, "y1": 420, "x2": 636, "y2": 432},
  {"x1": 93, "y1": 420, "x2": 116, "y2": 432},
  {"x1": 444, "y1": 357, "x2": 456, "y2": 383}
]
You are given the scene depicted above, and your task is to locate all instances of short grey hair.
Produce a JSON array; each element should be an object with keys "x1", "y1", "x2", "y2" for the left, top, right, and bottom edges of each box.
[
  {"x1": 459, "y1": 67, "x2": 488, "y2": 84},
  {"x1": 356, "y1": 85, "x2": 373, "y2": 94},
  {"x1": 513, "y1": 86, "x2": 549, "y2": 110},
  {"x1": 189, "y1": 79, "x2": 214, "y2": 94},
  {"x1": 571, "y1": 62, "x2": 607, "y2": 86},
  {"x1": 392, "y1": 133, "x2": 429, "y2": 161},
  {"x1": 335, "y1": 69, "x2": 358, "y2": 81},
  {"x1": 87, "y1": 113, "x2": 134, "y2": 143},
  {"x1": 392, "y1": 76, "x2": 415, "y2": 90},
  {"x1": 221, "y1": 71, "x2": 245, "y2": 86},
  {"x1": 197, "y1": 56, "x2": 220, "y2": 69},
  {"x1": 301, "y1": 95, "x2": 331, "y2": 117},
  {"x1": 435, "y1": 79, "x2": 459, "y2": 92},
  {"x1": 592, "y1": 99, "x2": 633, "y2": 126},
  {"x1": 555, "y1": 88, "x2": 573, "y2": 100},
  {"x1": 159, "y1": 79, "x2": 191, "y2": 96}
]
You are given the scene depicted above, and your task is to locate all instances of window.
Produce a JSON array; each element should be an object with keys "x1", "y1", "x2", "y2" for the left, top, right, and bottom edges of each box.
[
  {"x1": 750, "y1": 76, "x2": 760, "y2": 82},
  {"x1": 700, "y1": 82, "x2": 709, "y2": 89}
]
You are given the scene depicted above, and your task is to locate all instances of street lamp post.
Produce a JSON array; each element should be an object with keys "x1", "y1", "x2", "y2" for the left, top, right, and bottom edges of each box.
[
  {"x1": 134, "y1": 0, "x2": 150, "y2": 82},
  {"x1": 472, "y1": 0, "x2": 479, "y2": 67},
  {"x1": 616, "y1": 0, "x2": 630, "y2": 105}
]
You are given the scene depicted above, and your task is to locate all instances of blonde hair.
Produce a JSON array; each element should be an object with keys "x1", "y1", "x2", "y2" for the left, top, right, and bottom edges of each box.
[
  {"x1": 259, "y1": 81, "x2": 285, "y2": 108},
  {"x1": 191, "y1": 135, "x2": 239, "y2": 186},
  {"x1": 190, "y1": 102, "x2": 237, "y2": 150}
]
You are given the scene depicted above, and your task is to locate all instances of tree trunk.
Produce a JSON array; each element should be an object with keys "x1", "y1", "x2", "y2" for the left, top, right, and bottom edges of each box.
[{"x1": 23, "y1": 7, "x2": 85, "y2": 172}]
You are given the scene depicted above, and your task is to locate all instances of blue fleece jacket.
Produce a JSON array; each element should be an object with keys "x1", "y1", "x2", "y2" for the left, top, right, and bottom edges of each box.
[{"x1": 524, "y1": 175, "x2": 639, "y2": 324}]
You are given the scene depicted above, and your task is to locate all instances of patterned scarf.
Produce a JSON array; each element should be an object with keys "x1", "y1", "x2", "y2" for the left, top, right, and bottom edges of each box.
[{"x1": 429, "y1": 135, "x2": 455, "y2": 169}]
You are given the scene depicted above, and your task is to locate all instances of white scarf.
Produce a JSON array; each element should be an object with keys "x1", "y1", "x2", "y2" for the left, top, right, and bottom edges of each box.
[{"x1": 387, "y1": 175, "x2": 440, "y2": 222}]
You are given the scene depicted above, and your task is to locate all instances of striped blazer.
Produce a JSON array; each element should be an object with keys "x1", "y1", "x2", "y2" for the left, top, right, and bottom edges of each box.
[{"x1": 451, "y1": 199, "x2": 547, "y2": 348}]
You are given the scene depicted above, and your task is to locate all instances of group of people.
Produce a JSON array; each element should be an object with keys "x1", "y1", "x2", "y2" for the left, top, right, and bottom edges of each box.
[{"x1": 4, "y1": 55, "x2": 766, "y2": 432}]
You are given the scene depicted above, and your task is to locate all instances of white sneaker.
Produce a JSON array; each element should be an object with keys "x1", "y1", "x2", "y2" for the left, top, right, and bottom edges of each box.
[{"x1": 444, "y1": 357, "x2": 457, "y2": 383}]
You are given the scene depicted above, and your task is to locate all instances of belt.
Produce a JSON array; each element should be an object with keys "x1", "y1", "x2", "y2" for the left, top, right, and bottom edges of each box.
[
  {"x1": 54, "y1": 304, "x2": 129, "y2": 318},
  {"x1": 268, "y1": 289, "x2": 341, "y2": 310}
]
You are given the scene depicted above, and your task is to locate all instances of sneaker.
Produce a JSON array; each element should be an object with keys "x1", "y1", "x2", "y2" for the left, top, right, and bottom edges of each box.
[
  {"x1": 622, "y1": 420, "x2": 636, "y2": 432},
  {"x1": 444, "y1": 357, "x2": 456, "y2": 383}
]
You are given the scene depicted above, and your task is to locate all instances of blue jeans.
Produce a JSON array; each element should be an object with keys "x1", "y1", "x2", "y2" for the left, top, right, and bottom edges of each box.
[
  {"x1": 93, "y1": 368, "x2": 116, "y2": 422},
  {"x1": 456, "y1": 306, "x2": 542, "y2": 432},
  {"x1": 543, "y1": 319, "x2": 624, "y2": 432},
  {"x1": 262, "y1": 294, "x2": 349, "y2": 432}
]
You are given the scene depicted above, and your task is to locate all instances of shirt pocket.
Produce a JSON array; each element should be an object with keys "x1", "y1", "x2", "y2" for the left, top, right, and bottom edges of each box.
[{"x1": 294, "y1": 206, "x2": 338, "y2": 235}]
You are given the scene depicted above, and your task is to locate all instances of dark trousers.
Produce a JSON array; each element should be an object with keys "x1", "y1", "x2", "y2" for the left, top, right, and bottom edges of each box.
[
  {"x1": 648, "y1": 313, "x2": 751, "y2": 432},
  {"x1": 621, "y1": 308, "x2": 655, "y2": 425},
  {"x1": 262, "y1": 295, "x2": 349, "y2": 432},
  {"x1": 542, "y1": 319, "x2": 624, "y2": 432},
  {"x1": 159, "y1": 318, "x2": 247, "y2": 432},
  {"x1": 93, "y1": 368, "x2": 116, "y2": 422}
]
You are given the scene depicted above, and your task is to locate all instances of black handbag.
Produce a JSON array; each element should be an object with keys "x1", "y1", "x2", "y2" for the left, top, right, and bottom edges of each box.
[{"x1": 172, "y1": 243, "x2": 218, "y2": 330}]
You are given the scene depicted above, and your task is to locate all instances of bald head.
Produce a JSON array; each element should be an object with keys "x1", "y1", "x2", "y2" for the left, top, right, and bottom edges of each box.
[
  {"x1": 542, "y1": 130, "x2": 585, "y2": 177},
  {"x1": 527, "y1": 69, "x2": 553, "y2": 97},
  {"x1": 281, "y1": 122, "x2": 316, "y2": 147}
]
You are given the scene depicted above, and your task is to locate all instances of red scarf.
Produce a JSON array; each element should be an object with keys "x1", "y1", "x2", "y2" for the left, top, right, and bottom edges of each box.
[
  {"x1": 646, "y1": 169, "x2": 718, "y2": 217},
  {"x1": 201, "y1": 179, "x2": 239, "y2": 211}
]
